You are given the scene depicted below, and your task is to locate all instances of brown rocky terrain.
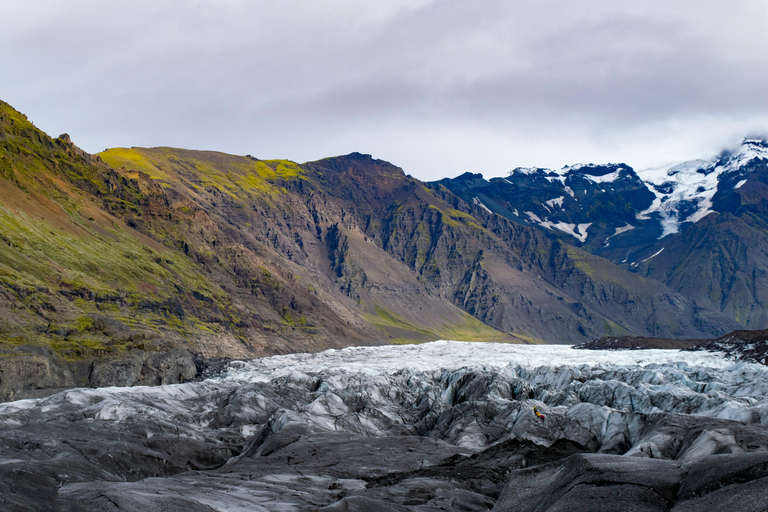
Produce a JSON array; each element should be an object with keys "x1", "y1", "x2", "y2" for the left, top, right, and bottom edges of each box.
[{"x1": 576, "y1": 336, "x2": 707, "y2": 350}]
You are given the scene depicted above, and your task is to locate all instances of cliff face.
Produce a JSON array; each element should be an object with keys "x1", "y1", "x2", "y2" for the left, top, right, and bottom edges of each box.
[{"x1": 0, "y1": 100, "x2": 739, "y2": 397}]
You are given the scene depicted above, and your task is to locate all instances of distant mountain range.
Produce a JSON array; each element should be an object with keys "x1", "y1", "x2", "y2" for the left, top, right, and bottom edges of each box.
[
  {"x1": 0, "y1": 98, "x2": 763, "y2": 395},
  {"x1": 436, "y1": 138, "x2": 768, "y2": 330}
]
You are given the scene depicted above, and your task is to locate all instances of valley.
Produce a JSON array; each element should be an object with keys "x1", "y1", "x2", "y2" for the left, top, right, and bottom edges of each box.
[
  {"x1": 2, "y1": 99, "x2": 768, "y2": 511},
  {"x1": 2, "y1": 100, "x2": 759, "y2": 398}
]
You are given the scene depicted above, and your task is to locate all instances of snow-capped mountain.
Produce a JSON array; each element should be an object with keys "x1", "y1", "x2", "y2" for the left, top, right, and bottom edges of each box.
[
  {"x1": 438, "y1": 137, "x2": 768, "y2": 250},
  {"x1": 434, "y1": 137, "x2": 768, "y2": 330},
  {"x1": 436, "y1": 162, "x2": 654, "y2": 248},
  {"x1": 638, "y1": 138, "x2": 768, "y2": 237}
]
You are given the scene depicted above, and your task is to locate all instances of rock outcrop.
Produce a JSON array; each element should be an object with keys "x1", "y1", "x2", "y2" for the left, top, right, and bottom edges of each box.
[{"x1": 437, "y1": 139, "x2": 768, "y2": 331}]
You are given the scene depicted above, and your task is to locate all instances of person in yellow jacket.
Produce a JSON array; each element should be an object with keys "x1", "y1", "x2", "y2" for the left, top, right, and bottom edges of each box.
[{"x1": 533, "y1": 406, "x2": 546, "y2": 422}]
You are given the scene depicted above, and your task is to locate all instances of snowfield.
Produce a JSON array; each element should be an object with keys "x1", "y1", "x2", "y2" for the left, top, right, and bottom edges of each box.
[{"x1": 2, "y1": 341, "x2": 768, "y2": 511}]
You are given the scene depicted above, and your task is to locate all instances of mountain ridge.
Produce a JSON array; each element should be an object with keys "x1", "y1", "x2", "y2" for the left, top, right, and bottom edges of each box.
[{"x1": 438, "y1": 137, "x2": 768, "y2": 331}]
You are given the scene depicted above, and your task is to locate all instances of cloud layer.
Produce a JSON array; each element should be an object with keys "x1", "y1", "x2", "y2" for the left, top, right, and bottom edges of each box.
[{"x1": 2, "y1": 0, "x2": 767, "y2": 179}]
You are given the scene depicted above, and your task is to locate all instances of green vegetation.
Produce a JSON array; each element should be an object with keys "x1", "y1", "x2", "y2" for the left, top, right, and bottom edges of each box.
[
  {"x1": 565, "y1": 246, "x2": 642, "y2": 288},
  {"x1": 99, "y1": 147, "x2": 305, "y2": 201},
  {"x1": 0, "y1": 203, "x2": 216, "y2": 299},
  {"x1": 364, "y1": 305, "x2": 513, "y2": 344},
  {"x1": 566, "y1": 248, "x2": 595, "y2": 277},
  {"x1": 602, "y1": 318, "x2": 630, "y2": 337},
  {"x1": 0, "y1": 101, "x2": 248, "y2": 353},
  {"x1": 508, "y1": 332, "x2": 547, "y2": 345},
  {"x1": 428, "y1": 205, "x2": 484, "y2": 231}
]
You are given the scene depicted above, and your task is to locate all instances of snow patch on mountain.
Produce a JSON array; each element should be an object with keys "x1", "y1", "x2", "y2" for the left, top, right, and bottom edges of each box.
[
  {"x1": 641, "y1": 247, "x2": 664, "y2": 263},
  {"x1": 540, "y1": 221, "x2": 591, "y2": 242},
  {"x1": 637, "y1": 139, "x2": 768, "y2": 237},
  {"x1": 613, "y1": 223, "x2": 635, "y2": 237},
  {"x1": 583, "y1": 170, "x2": 623, "y2": 184},
  {"x1": 545, "y1": 196, "x2": 565, "y2": 209},
  {"x1": 524, "y1": 211, "x2": 543, "y2": 223},
  {"x1": 525, "y1": 211, "x2": 591, "y2": 242},
  {"x1": 542, "y1": 221, "x2": 574, "y2": 237},
  {"x1": 603, "y1": 223, "x2": 635, "y2": 247},
  {"x1": 545, "y1": 175, "x2": 566, "y2": 184},
  {"x1": 511, "y1": 167, "x2": 552, "y2": 176},
  {"x1": 473, "y1": 197, "x2": 492, "y2": 214},
  {"x1": 576, "y1": 223, "x2": 591, "y2": 241}
]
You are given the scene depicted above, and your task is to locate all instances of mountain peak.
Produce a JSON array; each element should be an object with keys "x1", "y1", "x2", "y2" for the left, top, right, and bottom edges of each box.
[
  {"x1": 562, "y1": 163, "x2": 634, "y2": 177},
  {"x1": 509, "y1": 167, "x2": 553, "y2": 176},
  {"x1": 455, "y1": 171, "x2": 484, "y2": 180},
  {"x1": 344, "y1": 151, "x2": 373, "y2": 160},
  {"x1": 742, "y1": 135, "x2": 768, "y2": 148}
]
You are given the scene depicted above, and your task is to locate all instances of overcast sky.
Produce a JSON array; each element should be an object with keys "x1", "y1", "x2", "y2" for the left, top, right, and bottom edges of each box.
[{"x1": 2, "y1": 1, "x2": 767, "y2": 180}]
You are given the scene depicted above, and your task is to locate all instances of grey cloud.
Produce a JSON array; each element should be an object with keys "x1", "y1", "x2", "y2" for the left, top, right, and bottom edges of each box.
[{"x1": 1, "y1": 0, "x2": 766, "y2": 180}]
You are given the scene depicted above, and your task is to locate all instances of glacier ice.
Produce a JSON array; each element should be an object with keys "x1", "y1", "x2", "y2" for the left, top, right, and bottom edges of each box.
[{"x1": 1, "y1": 341, "x2": 768, "y2": 511}]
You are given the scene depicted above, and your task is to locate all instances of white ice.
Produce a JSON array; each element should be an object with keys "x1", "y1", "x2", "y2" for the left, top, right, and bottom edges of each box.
[
  {"x1": 603, "y1": 223, "x2": 635, "y2": 247},
  {"x1": 1, "y1": 342, "x2": 766, "y2": 465},
  {"x1": 637, "y1": 140, "x2": 768, "y2": 237},
  {"x1": 473, "y1": 197, "x2": 492, "y2": 214}
]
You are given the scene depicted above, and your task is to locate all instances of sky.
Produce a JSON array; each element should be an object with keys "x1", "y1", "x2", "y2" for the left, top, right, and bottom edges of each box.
[{"x1": 1, "y1": 0, "x2": 767, "y2": 181}]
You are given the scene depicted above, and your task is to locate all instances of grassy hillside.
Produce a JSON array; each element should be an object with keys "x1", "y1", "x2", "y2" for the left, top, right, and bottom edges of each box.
[
  {"x1": 1, "y1": 102, "x2": 516, "y2": 367},
  {"x1": 0, "y1": 101, "x2": 253, "y2": 362}
]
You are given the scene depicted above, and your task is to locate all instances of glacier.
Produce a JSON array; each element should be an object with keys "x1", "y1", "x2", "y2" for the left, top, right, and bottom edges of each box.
[
  {"x1": 1, "y1": 341, "x2": 768, "y2": 511},
  {"x1": 636, "y1": 138, "x2": 768, "y2": 237}
]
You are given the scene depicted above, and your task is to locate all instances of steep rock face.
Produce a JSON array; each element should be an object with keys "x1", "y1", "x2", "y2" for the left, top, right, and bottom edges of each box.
[
  {"x1": 0, "y1": 98, "x2": 517, "y2": 398},
  {"x1": 630, "y1": 214, "x2": 768, "y2": 328},
  {"x1": 0, "y1": 102, "x2": 392, "y2": 397},
  {"x1": 99, "y1": 150, "x2": 737, "y2": 346},
  {"x1": 435, "y1": 164, "x2": 656, "y2": 252}
]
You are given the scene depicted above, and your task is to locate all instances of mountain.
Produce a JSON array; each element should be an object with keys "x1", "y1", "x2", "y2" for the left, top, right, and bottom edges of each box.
[
  {"x1": 435, "y1": 163, "x2": 655, "y2": 250},
  {"x1": 0, "y1": 99, "x2": 742, "y2": 397},
  {"x1": 437, "y1": 138, "x2": 768, "y2": 330},
  {"x1": 99, "y1": 147, "x2": 726, "y2": 344}
]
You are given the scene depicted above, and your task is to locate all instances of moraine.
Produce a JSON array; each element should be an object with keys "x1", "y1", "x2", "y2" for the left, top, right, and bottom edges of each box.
[{"x1": 2, "y1": 341, "x2": 768, "y2": 511}]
